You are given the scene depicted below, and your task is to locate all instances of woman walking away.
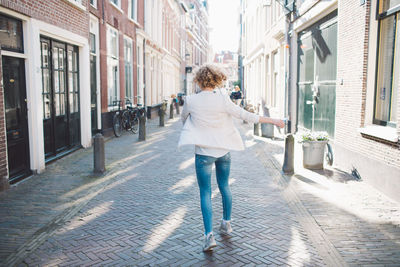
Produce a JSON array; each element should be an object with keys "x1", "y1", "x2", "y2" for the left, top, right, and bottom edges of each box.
[{"x1": 178, "y1": 64, "x2": 285, "y2": 252}]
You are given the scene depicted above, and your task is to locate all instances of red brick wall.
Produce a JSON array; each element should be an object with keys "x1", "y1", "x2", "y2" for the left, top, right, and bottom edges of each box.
[
  {"x1": 91, "y1": 1, "x2": 137, "y2": 114},
  {"x1": 0, "y1": 50, "x2": 9, "y2": 190},
  {"x1": 0, "y1": 0, "x2": 89, "y2": 38}
]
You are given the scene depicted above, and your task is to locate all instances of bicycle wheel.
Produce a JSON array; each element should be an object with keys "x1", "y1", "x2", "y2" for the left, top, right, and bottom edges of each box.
[
  {"x1": 131, "y1": 115, "x2": 139, "y2": 134},
  {"x1": 121, "y1": 110, "x2": 131, "y2": 131},
  {"x1": 113, "y1": 113, "x2": 122, "y2": 137}
]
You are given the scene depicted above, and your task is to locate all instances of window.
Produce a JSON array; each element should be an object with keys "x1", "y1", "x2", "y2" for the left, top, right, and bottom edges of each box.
[
  {"x1": 89, "y1": 33, "x2": 96, "y2": 54},
  {"x1": 90, "y1": 0, "x2": 97, "y2": 8},
  {"x1": 137, "y1": 45, "x2": 142, "y2": 104},
  {"x1": 128, "y1": 0, "x2": 138, "y2": 21},
  {"x1": 272, "y1": 52, "x2": 279, "y2": 107},
  {"x1": 375, "y1": 0, "x2": 400, "y2": 126},
  {"x1": 110, "y1": 0, "x2": 120, "y2": 9},
  {"x1": 107, "y1": 25, "x2": 119, "y2": 107},
  {"x1": 124, "y1": 37, "x2": 133, "y2": 101},
  {"x1": 0, "y1": 14, "x2": 23, "y2": 53}
]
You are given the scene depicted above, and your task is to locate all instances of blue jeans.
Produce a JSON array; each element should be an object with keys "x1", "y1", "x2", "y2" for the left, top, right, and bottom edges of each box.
[{"x1": 195, "y1": 153, "x2": 232, "y2": 235}]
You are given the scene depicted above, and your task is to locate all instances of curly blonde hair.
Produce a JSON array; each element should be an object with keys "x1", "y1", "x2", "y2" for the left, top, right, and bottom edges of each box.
[{"x1": 193, "y1": 64, "x2": 227, "y2": 89}]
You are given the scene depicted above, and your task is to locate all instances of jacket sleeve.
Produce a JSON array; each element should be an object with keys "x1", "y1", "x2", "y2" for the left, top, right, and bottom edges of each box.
[
  {"x1": 181, "y1": 96, "x2": 190, "y2": 125},
  {"x1": 223, "y1": 94, "x2": 259, "y2": 124}
]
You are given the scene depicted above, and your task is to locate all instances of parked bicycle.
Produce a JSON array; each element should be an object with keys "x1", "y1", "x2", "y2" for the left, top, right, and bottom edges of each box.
[
  {"x1": 112, "y1": 100, "x2": 123, "y2": 137},
  {"x1": 122, "y1": 98, "x2": 141, "y2": 134},
  {"x1": 112, "y1": 99, "x2": 144, "y2": 137}
]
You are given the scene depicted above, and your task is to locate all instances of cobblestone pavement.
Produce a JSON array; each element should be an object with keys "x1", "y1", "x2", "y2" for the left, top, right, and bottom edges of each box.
[{"x1": 0, "y1": 117, "x2": 400, "y2": 266}]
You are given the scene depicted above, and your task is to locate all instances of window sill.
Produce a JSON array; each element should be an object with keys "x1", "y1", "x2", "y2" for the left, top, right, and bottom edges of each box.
[
  {"x1": 358, "y1": 125, "x2": 399, "y2": 143},
  {"x1": 110, "y1": 2, "x2": 123, "y2": 14},
  {"x1": 64, "y1": 0, "x2": 86, "y2": 11},
  {"x1": 128, "y1": 18, "x2": 140, "y2": 27}
]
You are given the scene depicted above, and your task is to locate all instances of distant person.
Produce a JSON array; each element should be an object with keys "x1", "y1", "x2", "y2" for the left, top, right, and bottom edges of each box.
[
  {"x1": 178, "y1": 64, "x2": 284, "y2": 252},
  {"x1": 232, "y1": 85, "x2": 242, "y2": 105}
]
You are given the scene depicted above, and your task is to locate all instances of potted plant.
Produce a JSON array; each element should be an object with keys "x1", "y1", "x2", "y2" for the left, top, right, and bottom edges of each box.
[{"x1": 299, "y1": 131, "x2": 329, "y2": 170}]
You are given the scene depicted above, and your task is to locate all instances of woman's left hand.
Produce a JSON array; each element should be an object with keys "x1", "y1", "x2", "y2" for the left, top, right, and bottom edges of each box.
[{"x1": 274, "y1": 119, "x2": 285, "y2": 128}]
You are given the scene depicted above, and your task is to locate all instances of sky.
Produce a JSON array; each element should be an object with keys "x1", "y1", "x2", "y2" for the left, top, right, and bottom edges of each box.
[{"x1": 208, "y1": 0, "x2": 240, "y2": 54}]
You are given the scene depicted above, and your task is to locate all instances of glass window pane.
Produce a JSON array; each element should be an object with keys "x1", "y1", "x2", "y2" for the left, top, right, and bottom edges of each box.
[
  {"x1": 74, "y1": 92, "x2": 79, "y2": 112},
  {"x1": 53, "y1": 48, "x2": 59, "y2": 69},
  {"x1": 90, "y1": 33, "x2": 96, "y2": 53},
  {"x1": 44, "y1": 94, "x2": 51, "y2": 119},
  {"x1": 375, "y1": 16, "x2": 396, "y2": 122},
  {"x1": 55, "y1": 93, "x2": 60, "y2": 116},
  {"x1": 42, "y1": 42, "x2": 49, "y2": 68},
  {"x1": 74, "y1": 73, "x2": 79, "y2": 92},
  {"x1": 381, "y1": 0, "x2": 400, "y2": 13},
  {"x1": 60, "y1": 71, "x2": 65, "y2": 93},
  {"x1": 54, "y1": 71, "x2": 59, "y2": 93},
  {"x1": 43, "y1": 69, "x2": 50, "y2": 93},
  {"x1": 70, "y1": 91, "x2": 74, "y2": 113},
  {"x1": 59, "y1": 49, "x2": 64, "y2": 70},
  {"x1": 73, "y1": 51, "x2": 78, "y2": 72},
  {"x1": 68, "y1": 50, "x2": 73, "y2": 71},
  {"x1": 60, "y1": 93, "x2": 65, "y2": 115},
  {"x1": 0, "y1": 14, "x2": 23, "y2": 52}
]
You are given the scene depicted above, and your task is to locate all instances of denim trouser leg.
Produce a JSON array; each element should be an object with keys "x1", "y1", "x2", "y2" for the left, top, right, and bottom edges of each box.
[
  {"x1": 195, "y1": 153, "x2": 232, "y2": 235},
  {"x1": 215, "y1": 153, "x2": 232, "y2": 221}
]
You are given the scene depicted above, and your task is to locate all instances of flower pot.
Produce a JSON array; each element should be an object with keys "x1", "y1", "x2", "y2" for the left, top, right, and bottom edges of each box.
[
  {"x1": 261, "y1": 123, "x2": 274, "y2": 138},
  {"x1": 302, "y1": 140, "x2": 328, "y2": 170}
]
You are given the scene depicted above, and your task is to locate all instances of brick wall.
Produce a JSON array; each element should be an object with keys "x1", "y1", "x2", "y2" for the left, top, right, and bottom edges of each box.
[
  {"x1": 0, "y1": 50, "x2": 9, "y2": 190},
  {"x1": 0, "y1": 0, "x2": 89, "y2": 38},
  {"x1": 336, "y1": 0, "x2": 400, "y2": 170},
  {"x1": 91, "y1": 0, "x2": 138, "y2": 129}
]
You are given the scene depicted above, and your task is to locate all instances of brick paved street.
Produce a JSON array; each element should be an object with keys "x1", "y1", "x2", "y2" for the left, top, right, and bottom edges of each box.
[{"x1": 1, "y1": 118, "x2": 400, "y2": 266}]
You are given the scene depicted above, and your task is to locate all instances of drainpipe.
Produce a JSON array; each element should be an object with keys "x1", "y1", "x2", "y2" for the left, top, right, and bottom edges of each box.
[{"x1": 143, "y1": 38, "x2": 146, "y2": 110}]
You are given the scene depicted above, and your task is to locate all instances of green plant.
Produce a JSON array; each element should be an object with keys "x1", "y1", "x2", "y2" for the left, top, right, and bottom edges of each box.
[{"x1": 299, "y1": 131, "x2": 329, "y2": 143}]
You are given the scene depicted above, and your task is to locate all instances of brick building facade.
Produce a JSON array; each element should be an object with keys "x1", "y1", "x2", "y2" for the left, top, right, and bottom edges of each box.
[
  {"x1": 0, "y1": 0, "x2": 92, "y2": 189},
  {"x1": 89, "y1": 0, "x2": 141, "y2": 135},
  {"x1": 241, "y1": 0, "x2": 400, "y2": 201}
]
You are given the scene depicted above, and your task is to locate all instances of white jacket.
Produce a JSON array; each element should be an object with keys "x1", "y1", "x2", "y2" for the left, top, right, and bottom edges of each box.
[{"x1": 178, "y1": 89, "x2": 260, "y2": 151}]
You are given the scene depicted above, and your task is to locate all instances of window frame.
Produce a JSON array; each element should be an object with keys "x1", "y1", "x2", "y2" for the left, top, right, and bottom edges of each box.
[
  {"x1": 124, "y1": 36, "x2": 133, "y2": 102},
  {"x1": 128, "y1": 0, "x2": 138, "y2": 22},
  {"x1": 90, "y1": 0, "x2": 97, "y2": 8},
  {"x1": 0, "y1": 13, "x2": 24, "y2": 53},
  {"x1": 109, "y1": 0, "x2": 121, "y2": 10},
  {"x1": 373, "y1": 0, "x2": 400, "y2": 127},
  {"x1": 107, "y1": 25, "x2": 120, "y2": 108}
]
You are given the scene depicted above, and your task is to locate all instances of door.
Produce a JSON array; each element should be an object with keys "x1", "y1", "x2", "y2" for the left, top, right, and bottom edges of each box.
[
  {"x1": 297, "y1": 11, "x2": 337, "y2": 137},
  {"x1": 90, "y1": 54, "x2": 98, "y2": 135},
  {"x1": 41, "y1": 37, "x2": 80, "y2": 159},
  {"x1": 2, "y1": 56, "x2": 31, "y2": 180}
]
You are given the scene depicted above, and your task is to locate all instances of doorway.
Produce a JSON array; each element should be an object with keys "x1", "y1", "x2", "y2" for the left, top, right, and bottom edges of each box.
[
  {"x1": 40, "y1": 37, "x2": 81, "y2": 160},
  {"x1": 297, "y1": 11, "x2": 337, "y2": 137},
  {"x1": 2, "y1": 56, "x2": 31, "y2": 181}
]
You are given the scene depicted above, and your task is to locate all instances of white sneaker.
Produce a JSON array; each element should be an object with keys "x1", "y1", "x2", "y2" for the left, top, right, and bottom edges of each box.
[
  {"x1": 219, "y1": 219, "x2": 232, "y2": 235},
  {"x1": 203, "y1": 233, "x2": 217, "y2": 252}
]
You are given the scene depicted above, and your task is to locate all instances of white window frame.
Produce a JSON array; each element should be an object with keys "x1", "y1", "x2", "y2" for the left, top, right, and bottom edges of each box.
[
  {"x1": 110, "y1": 0, "x2": 121, "y2": 10},
  {"x1": 124, "y1": 36, "x2": 133, "y2": 102},
  {"x1": 90, "y1": 0, "x2": 97, "y2": 8},
  {"x1": 128, "y1": 0, "x2": 138, "y2": 22},
  {"x1": 107, "y1": 25, "x2": 120, "y2": 109}
]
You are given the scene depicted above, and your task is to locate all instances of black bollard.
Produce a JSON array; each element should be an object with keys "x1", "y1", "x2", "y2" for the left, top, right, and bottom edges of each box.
[
  {"x1": 159, "y1": 102, "x2": 167, "y2": 127},
  {"x1": 139, "y1": 109, "x2": 146, "y2": 141},
  {"x1": 170, "y1": 103, "x2": 174, "y2": 119},
  {"x1": 282, "y1": 134, "x2": 294, "y2": 174},
  {"x1": 175, "y1": 100, "x2": 180, "y2": 115},
  {"x1": 254, "y1": 123, "x2": 260, "y2": 136},
  {"x1": 93, "y1": 133, "x2": 105, "y2": 174}
]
